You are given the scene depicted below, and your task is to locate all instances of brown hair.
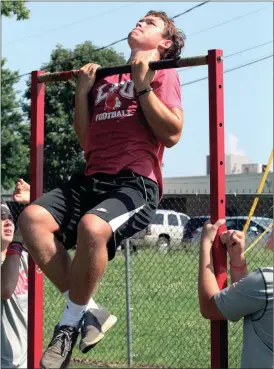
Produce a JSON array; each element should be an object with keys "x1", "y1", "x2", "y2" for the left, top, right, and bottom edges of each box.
[{"x1": 145, "y1": 10, "x2": 186, "y2": 60}]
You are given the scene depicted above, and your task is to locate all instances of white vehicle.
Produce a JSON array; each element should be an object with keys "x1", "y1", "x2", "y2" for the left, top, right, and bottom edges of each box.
[{"x1": 130, "y1": 210, "x2": 190, "y2": 253}]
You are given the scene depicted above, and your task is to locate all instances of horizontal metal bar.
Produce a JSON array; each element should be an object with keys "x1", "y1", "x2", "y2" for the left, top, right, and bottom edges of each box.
[{"x1": 37, "y1": 55, "x2": 208, "y2": 83}]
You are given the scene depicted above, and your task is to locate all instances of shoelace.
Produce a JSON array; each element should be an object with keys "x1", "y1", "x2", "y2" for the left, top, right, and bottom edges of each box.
[{"x1": 49, "y1": 327, "x2": 74, "y2": 357}]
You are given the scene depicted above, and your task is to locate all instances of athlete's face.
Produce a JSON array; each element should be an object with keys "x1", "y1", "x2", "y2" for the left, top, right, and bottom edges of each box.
[{"x1": 128, "y1": 16, "x2": 171, "y2": 53}]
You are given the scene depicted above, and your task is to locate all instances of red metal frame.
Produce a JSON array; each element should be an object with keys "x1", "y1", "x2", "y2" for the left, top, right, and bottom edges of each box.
[
  {"x1": 28, "y1": 71, "x2": 45, "y2": 369},
  {"x1": 208, "y1": 50, "x2": 228, "y2": 369},
  {"x1": 28, "y1": 51, "x2": 227, "y2": 368}
]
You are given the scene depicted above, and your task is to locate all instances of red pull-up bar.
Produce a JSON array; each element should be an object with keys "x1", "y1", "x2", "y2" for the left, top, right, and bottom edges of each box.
[{"x1": 29, "y1": 49, "x2": 227, "y2": 369}]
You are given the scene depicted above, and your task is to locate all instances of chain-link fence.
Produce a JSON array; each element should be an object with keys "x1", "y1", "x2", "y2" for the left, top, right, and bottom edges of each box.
[{"x1": 6, "y1": 192, "x2": 273, "y2": 368}]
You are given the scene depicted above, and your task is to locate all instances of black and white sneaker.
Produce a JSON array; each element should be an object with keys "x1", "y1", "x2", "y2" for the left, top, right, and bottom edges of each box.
[{"x1": 40, "y1": 325, "x2": 79, "y2": 369}]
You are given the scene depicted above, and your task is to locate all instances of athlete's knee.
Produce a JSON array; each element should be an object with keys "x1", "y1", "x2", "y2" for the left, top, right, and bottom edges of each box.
[
  {"x1": 77, "y1": 214, "x2": 112, "y2": 247},
  {"x1": 18, "y1": 204, "x2": 58, "y2": 235}
]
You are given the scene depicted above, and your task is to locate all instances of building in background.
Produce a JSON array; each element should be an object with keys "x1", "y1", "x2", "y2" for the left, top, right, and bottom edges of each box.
[
  {"x1": 163, "y1": 172, "x2": 273, "y2": 195},
  {"x1": 242, "y1": 163, "x2": 268, "y2": 174},
  {"x1": 206, "y1": 154, "x2": 248, "y2": 175},
  {"x1": 206, "y1": 154, "x2": 267, "y2": 175}
]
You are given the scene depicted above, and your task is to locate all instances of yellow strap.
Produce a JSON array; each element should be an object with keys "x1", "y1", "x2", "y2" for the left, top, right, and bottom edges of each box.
[
  {"x1": 243, "y1": 150, "x2": 273, "y2": 234},
  {"x1": 244, "y1": 223, "x2": 273, "y2": 255}
]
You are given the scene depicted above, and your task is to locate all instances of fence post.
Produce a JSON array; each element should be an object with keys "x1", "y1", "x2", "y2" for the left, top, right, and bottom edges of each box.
[
  {"x1": 208, "y1": 50, "x2": 228, "y2": 369},
  {"x1": 125, "y1": 239, "x2": 133, "y2": 367},
  {"x1": 28, "y1": 71, "x2": 45, "y2": 368}
]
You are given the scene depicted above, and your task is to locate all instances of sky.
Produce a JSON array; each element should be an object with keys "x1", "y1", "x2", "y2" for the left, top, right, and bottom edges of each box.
[{"x1": 2, "y1": 1, "x2": 273, "y2": 178}]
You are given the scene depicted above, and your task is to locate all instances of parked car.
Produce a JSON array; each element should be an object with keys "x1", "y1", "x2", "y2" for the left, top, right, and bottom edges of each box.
[
  {"x1": 182, "y1": 215, "x2": 273, "y2": 248},
  {"x1": 183, "y1": 216, "x2": 210, "y2": 242},
  {"x1": 130, "y1": 210, "x2": 190, "y2": 253}
]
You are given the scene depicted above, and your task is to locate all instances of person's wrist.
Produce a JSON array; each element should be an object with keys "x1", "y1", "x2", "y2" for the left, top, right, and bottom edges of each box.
[
  {"x1": 200, "y1": 239, "x2": 213, "y2": 254},
  {"x1": 229, "y1": 253, "x2": 246, "y2": 267},
  {"x1": 200, "y1": 233, "x2": 215, "y2": 246},
  {"x1": 6, "y1": 242, "x2": 23, "y2": 257},
  {"x1": 23, "y1": 197, "x2": 30, "y2": 204},
  {"x1": 75, "y1": 88, "x2": 90, "y2": 98},
  {"x1": 136, "y1": 87, "x2": 153, "y2": 98},
  {"x1": 135, "y1": 83, "x2": 151, "y2": 93},
  {"x1": 18, "y1": 195, "x2": 30, "y2": 204}
]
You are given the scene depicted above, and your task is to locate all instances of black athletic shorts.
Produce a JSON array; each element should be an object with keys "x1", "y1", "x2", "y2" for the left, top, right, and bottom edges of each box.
[{"x1": 32, "y1": 171, "x2": 159, "y2": 260}]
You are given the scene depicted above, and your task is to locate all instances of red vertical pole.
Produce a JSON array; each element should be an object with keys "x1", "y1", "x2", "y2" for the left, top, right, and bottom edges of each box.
[
  {"x1": 208, "y1": 50, "x2": 228, "y2": 369},
  {"x1": 28, "y1": 71, "x2": 45, "y2": 369}
]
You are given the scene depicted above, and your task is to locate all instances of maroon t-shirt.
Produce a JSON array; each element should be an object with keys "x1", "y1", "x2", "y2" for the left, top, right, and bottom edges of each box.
[{"x1": 84, "y1": 68, "x2": 182, "y2": 197}]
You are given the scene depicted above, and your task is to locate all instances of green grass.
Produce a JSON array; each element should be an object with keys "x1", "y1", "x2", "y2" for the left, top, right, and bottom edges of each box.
[{"x1": 43, "y1": 247, "x2": 272, "y2": 368}]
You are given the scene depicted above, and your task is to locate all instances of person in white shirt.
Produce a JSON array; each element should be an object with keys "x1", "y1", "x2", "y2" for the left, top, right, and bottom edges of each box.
[{"x1": 1, "y1": 199, "x2": 28, "y2": 368}]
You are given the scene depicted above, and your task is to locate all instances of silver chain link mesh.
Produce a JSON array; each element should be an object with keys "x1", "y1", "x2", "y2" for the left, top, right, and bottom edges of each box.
[{"x1": 7, "y1": 192, "x2": 273, "y2": 368}]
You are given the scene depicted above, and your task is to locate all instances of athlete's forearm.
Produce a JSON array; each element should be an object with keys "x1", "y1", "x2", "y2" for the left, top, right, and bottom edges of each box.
[
  {"x1": 198, "y1": 244, "x2": 220, "y2": 312},
  {"x1": 138, "y1": 91, "x2": 183, "y2": 148},
  {"x1": 73, "y1": 92, "x2": 91, "y2": 150},
  {"x1": 1, "y1": 254, "x2": 21, "y2": 300}
]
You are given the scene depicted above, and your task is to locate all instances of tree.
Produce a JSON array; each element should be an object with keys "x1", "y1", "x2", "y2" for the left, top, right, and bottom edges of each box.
[
  {"x1": 1, "y1": 59, "x2": 29, "y2": 190},
  {"x1": 1, "y1": 1, "x2": 30, "y2": 20},
  {"x1": 1, "y1": 1, "x2": 30, "y2": 190},
  {"x1": 23, "y1": 42, "x2": 126, "y2": 191}
]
